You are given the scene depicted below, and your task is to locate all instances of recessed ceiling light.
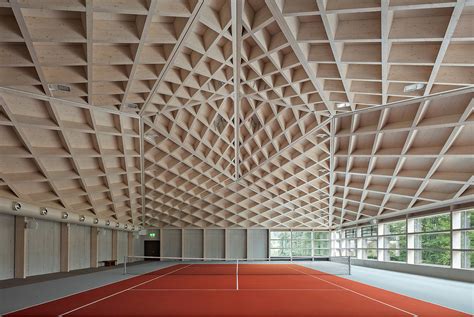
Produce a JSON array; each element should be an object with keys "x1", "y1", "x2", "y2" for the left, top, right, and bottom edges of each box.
[
  {"x1": 403, "y1": 83, "x2": 425, "y2": 93},
  {"x1": 336, "y1": 102, "x2": 350, "y2": 109},
  {"x1": 48, "y1": 84, "x2": 71, "y2": 92}
]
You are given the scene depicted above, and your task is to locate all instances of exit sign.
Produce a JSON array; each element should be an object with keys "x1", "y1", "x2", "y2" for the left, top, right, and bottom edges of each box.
[{"x1": 149, "y1": 232, "x2": 156, "y2": 238}]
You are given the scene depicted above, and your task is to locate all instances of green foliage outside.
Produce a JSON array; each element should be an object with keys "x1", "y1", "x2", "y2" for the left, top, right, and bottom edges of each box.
[{"x1": 416, "y1": 214, "x2": 451, "y2": 266}]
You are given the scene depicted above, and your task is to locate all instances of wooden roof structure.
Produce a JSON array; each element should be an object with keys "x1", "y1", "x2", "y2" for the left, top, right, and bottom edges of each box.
[{"x1": 0, "y1": 0, "x2": 472, "y2": 229}]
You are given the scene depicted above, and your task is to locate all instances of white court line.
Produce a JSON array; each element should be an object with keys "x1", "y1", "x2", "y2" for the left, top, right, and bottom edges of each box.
[
  {"x1": 2, "y1": 263, "x2": 178, "y2": 316},
  {"x1": 288, "y1": 265, "x2": 418, "y2": 317},
  {"x1": 128, "y1": 288, "x2": 347, "y2": 291},
  {"x1": 59, "y1": 264, "x2": 192, "y2": 316},
  {"x1": 236, "y1": 262, "x2": 239, "y2": 290}
]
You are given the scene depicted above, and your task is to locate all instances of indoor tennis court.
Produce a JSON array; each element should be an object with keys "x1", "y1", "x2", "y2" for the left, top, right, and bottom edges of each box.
[
  {"x1": 0, "y1": 0, "x2": 473, "y2": 316},
  {"x1": 4, "y1": 257, "x2": 470, "y2": 317}
]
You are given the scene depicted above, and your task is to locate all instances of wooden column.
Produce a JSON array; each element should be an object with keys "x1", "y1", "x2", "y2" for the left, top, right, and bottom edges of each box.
[
  {"x1": 14, "y1": 216, "x2": 27, "y2": 278},
  {"x1": 60, "y1": 223, "x2": 70, "y2": 272},
  {"x1": 112, "y1": 230, "x2": 118, "y2": 261},
  {"x1": 90, "y1": 227, "x2": 98, "y2": 268}
]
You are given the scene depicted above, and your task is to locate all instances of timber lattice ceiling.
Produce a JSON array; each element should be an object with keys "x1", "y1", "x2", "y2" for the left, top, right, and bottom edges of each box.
[{"x1": 0, "y1": 0, "x2": 472, "y2": 229}]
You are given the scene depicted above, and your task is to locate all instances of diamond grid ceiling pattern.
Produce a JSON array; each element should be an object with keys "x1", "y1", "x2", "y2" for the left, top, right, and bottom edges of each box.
[{"x1": 0, "y1": 0, "x2": 472, "y2": 229}]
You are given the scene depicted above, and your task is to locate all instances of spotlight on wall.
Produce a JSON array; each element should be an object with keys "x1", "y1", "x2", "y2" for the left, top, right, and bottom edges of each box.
[
  {"x1": 62, "y1": 212, "x2": 69, "y2": 219},
  {"x1": 370, "y1": 218, "x2": 378, "y2": 226},
  {"x1": 40, "y1": 207, "x2": 48, "y2": 216},
  {"x1": 79, "y1": 215, "x2": 86, "y2": 222},
  {"x1": 106, "y1": 220, "x2": 110, "y2": 226},
  {"x1": 125, "y1": 224, "x2": 128, "y2": 230},
  {"x1": 12, "y1": 201, "x2": 22, "y2": 211},
  {"x1": 93, "y1": 218, "x2": 99, "y2": 224},
  {"x1": 116, "y1": 223, "x2": 120, "y2": 228}
]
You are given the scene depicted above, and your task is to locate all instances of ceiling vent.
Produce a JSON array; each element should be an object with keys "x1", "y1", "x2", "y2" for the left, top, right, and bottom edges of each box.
[
  {"x1": 48, "y1": 84, "x2": 71, "y2": 92},
  {"x1": 213, "y1": 114, "x2": 226, "y2": 133}
]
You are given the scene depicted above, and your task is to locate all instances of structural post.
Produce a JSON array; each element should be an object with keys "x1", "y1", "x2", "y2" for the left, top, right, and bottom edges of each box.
[
  {"x1": 60, "y1": 222, "x2": 70, "y2": 272},
  {"x1": 90, "y1": 227, "x2": 98, "y2": 268},
  {"x1": 14, "y1": 216, "x2": 27, "y2": 278}
]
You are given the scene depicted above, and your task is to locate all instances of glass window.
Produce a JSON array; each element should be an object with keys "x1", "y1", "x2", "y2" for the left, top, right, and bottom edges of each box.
[
  {"x1": 314, "y1": 231, "x2": 330, "y2": 257},
  {"x1": 292, "y1": 231, "x2": 312, "y2": 257},
  {"x1": 384, "y1": 221, "x2": 406, "y2": 235},
  {"x1": 382, "y1": 221, "x2": 407, "y2": 262},
  {"x1": 345, "y1": 229, "x2": 356, "y2": 238},
  {"x1": 461, "y1": 210, "x2": 474, "y2": 229},
  {"x1": 269, "y1": 231, "x2": 291, "y2": 258},
  {"x1": 413, "y1": 213, "x2": 451, "y2": 266},
  {"x1": 414, "y1": 213, "x2": 450, "y2": 232},
  {"x1": 361, "y1": 225, "x2": 377, "y2": 237}
]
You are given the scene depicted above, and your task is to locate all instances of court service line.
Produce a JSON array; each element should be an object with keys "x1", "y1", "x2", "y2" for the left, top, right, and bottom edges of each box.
[
  {"x1": 59, "y1": 264, "x2": 193, "y2": 316},
  {"x1": 288, "y1": 265, "x2": 418, "y2": 317},
  {"x1": 128, "y1": 288, "x2": 347, "y2": 291}
]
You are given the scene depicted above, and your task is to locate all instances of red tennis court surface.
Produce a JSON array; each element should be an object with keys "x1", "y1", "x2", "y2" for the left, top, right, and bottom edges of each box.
[{"x1": 5, "y1": 264, "x2": 468, "y2": 317}]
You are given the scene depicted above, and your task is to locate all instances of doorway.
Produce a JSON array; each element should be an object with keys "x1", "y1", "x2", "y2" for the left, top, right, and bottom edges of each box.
[{"x1": 144, "y1": 240, "x2": 160, "y2": 260}]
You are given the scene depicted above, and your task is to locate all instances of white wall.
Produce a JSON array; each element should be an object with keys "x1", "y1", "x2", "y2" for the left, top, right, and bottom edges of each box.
[
  {"x1": 183, "y1": 229, "x2": 203, "y2": 259},
  {"x1": 26, "y1": 219, "x2": 60, "y2": 276},
  {"x1": 226, "y1": 229, "x2": 246, "y2": 259},
  {"x1": 205, "y1": 229, "x2": 225, "y2": 259},
  {"x1": 117, "y1": 231, "x2": 128, "y2": 264},
  {"x1": 98, "y1": 228, "x2": 112, "y2": 261},
  {"x1": 248, "y1": 229, "x2": 268, "y2": 260},
  {"x1": 70, "y1": 224, "x2": 90, "y2": 270},
  {"x1": 0, "y1": 214, "x2": 14, "y2": 280},
  {"x1": 161, "y1": 229, "x2": 181, "y2": 258}
]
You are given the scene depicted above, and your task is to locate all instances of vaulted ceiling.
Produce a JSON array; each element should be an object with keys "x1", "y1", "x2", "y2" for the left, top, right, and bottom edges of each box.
[{"x1": 0, "y1": 0, "x2": 472, "y2": 229}]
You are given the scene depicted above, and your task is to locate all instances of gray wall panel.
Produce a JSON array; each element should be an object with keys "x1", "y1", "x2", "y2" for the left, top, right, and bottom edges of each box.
[
  {"x1": 98, "y1": 229, "x2": 112, "y2": 261},
  {"x1": 0, "y1": 214, "x2": 14, "y2": 280},
  {"x1": 247, "y1": 229, "x2": 268, "y2": 260},
  {"x1": 26, "y1": 219, "x2": 60, "y2": 276},
  {"x1": 183, "y1": 229, "x2": 203, "y2": 259},
  {"x1": 226, "y1": 229, "x2": 246, "y2": 259},
  {"x1": 205, "y1": 229, "x2": 225, "y2": 259},
  {"x1": 161, "y1": 229, "x2": 181, "y2": 259},
  {"x1": 70, "y1": 224, "x2": 90, "y2": 270},
  {"x1": 117, "y1": 231, "x2": 128, "y2": 264}
]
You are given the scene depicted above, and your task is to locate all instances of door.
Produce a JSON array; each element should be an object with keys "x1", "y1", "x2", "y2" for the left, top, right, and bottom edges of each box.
[{"x1": 144, "y1": 240, "x2": 160, "y2": 260}]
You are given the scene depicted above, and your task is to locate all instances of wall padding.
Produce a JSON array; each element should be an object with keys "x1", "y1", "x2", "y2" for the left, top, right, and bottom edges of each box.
[
  {"x1": 183, "y1": 229, "x2": 203, "y2": 259},
  {"x1": 26, "y1": 219, "x2": 60, "y2": 276},
  {"x1": 98, "y1": 228, "x2": 112, "y2": 261},
  {"x1": 0, "y1": 214, "x2": 14, "y2": 280},
  {"x1": 117, "y1": 231, "x2": 128, "y2": 264},
  {"x1": 205, "y1": 229, "x2": 225, "y2": 259},
  {"x1": 161, "y1": 229, "x2": 181, "y2": 259},
  {"x1": 70, "y1": 224, "x2": 91, "y2": 270},
  {"x1": 226, "y1": 229, "x2": 246, "y2": 259},
  {"x1": 247, "y1": 229, "x2": 268, "y2": 260}
]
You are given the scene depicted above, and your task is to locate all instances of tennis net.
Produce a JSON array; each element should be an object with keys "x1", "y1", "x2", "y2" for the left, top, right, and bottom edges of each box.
[{"x1": 123, "y1": 256, "x2": 351, "y2": 276}]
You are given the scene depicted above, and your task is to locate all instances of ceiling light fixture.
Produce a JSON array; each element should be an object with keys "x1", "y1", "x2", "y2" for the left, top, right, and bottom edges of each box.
[
  {"x1": 403, "y1": 83, "x2": 425, "y2": 93},
  {"x1": 336, "y1": 102, "x2": 350, "y2": 109},
  {"x1": 48, "y1": 84, "x2": 71, "y2": 92},
  {"x1": 62, "y1": 212, "x2": 69, "y2": 219},
  {"x1": 94, "y1": 218, "x2": 99, "y2": 224},
  {"x1": 12, "y1": 201, "x2": 22, "y2": 211},
  {"x1": 79, "y1": 215, "x2": 86, "y2": 222},
  {"x1": 40, "y1": 207, "x2": 48, "y2": 216}
]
